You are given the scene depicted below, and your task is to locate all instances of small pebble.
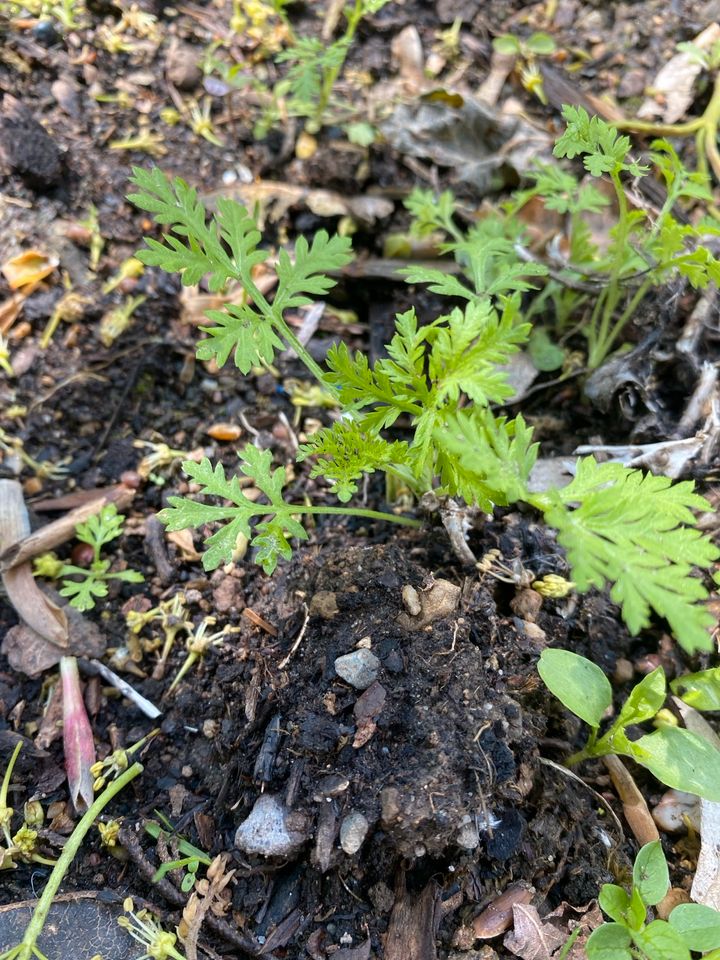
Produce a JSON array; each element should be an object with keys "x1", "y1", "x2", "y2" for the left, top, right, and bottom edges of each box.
[
  {"x1": 334, "y1": 649, "x2": 380, "y2": 689},
  {"x1": 340, "y1": 811, "x2": 369, "y2": 854},
  {"x1": 234, "y1": 794, "x2": 307, "y2": 857}
]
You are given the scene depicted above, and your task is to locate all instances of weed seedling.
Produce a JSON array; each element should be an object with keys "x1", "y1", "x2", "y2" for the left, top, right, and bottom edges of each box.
[
  {"x1": 404, "y1": 110, "x2": 720, "y2": 370},
  {"x1": 538, "y1": 648, "x2": 720, "y2": 801},
  {"x1": 144, "y1": 816, "x2": 212, "y2": 893},
  {"x1": 492, "y1": 31, "x2": 556, "y2": 103},
  {"x1": 588, "y1": 840, "x2": 720, "y2": 958},
  {"x1": 273, "y1": 0, "x2": 391, "y2": 133},
  {"x1": 42, "y1": 503, "x2": 144, "y2": 612},
  {"x1": 0, "y1": 755, "x2": 143, "y2": 960},
  {"x1": 129, "y1": 156, "x2": 719, "y2": 655},
  {"x1": 0, "y1": 744, "x2": 55, "y2": 870}
]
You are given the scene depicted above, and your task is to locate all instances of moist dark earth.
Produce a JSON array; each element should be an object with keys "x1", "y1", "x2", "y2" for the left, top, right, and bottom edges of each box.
[{"x1": 1, "y1": 0, "x2": 720, "y2": 957}]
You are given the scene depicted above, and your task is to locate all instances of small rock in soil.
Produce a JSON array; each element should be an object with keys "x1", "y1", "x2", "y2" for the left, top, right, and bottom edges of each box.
[
  {"x1": 456, "y1": 815, "x2": 480, "y2": 850},
  {"x1": 334, "y1": 649, "x2": 380, "y2": 689},
  {"x1": 396, "y1": 577, "x2": 460, "y2": 629},
  {"x1": 340, "y1": 811, "x2": 370, "y2": 854},
  {"x1": 165, "y1": 41, "x2": 202, "y2": 90},
  {"x1": 211, "y1": 573, "x2": 244, "y2": 613},
  {"x1": 234, "y1": 793, "x2": 308, "y2": 857},
  {"x1": 353, "y1": 681, "x2": 386, "y2": 719},
  {"x1": 309, "y1": 590, "x2": 339, "y2": 619},
  {"x1": 0, "y1": 96, "x2": 62, "y2": 189}
]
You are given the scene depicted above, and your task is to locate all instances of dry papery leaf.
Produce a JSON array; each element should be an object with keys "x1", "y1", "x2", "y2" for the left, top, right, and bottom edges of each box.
[
  {"x1": 504, "y1": 901, "x2": 603, "y2": 960},
  {"x1": 638, "y1": 22, "x2": 720, "y2": 123},
  {"x1": 1, "y1": 249, "x2": 58, "y2": 290},
  {"x1": 674, "y1": 698, "x2": 720, "y2": 910},
  {"x1": 0, "y1": 479, "x2": 67, "y2": 646}
]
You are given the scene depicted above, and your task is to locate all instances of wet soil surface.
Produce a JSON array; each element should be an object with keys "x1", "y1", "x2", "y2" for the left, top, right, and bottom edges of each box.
[{"x1": 1, "y1": 0, "x2": 719, "y2": 957}]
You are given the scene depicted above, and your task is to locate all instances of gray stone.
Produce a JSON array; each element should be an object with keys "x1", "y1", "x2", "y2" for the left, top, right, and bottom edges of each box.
[
  {"x1": 340, "y1": 811, "x2": 370, "y2": 855},
  {"x1": 234, "y1": 794, "x2": 308, "y2": 857},
  {"x1": 334, "y1": 649, "x2": 380, "y2": 689}
]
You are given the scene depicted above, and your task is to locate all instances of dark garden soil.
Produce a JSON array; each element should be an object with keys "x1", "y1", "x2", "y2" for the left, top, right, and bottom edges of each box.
[{"x1": 1, "y1": 0, "x2": 720, "y2": 957}]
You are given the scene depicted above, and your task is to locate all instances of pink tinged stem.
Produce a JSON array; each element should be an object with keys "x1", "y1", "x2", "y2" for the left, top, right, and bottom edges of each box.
[{"x1": 60, "y1": 656, "x2": 96, "y2": 811}]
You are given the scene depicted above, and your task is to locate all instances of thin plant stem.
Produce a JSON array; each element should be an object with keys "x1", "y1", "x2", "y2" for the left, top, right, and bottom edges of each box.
[
  {"x1": 301, "y1": 505, "x2": 422, "y2": 526},
  {"x1": 313, "y1": 0, "x2": 363, "y2": 129},
  {"x1": 0, "y1": 742, "x2": 22, "y2": 847},
  {"x1": 0, "y1": 763, "x2": 143, "y2": 960}
]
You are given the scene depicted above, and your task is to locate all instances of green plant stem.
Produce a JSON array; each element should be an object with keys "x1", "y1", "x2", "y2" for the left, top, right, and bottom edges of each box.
[
  {"x1": 614, "y1": 71, "x2": 720, "y2": 182},
  {"x1": 0, "y1": 763, "x2": 143, "y2": 960},
  {"x1": 300, "y1": 504, "x2": 422, "y2": 526},
  {"x1": 312, "y1": 0, "x2": 364, "y2": 130},
  {"x1": 0, "y1": 742, "x2": 22, "y2": 848},
  {"x1": 587, "y1": 170, "x2": 631, "y2": 369},
  {"x1": 240, "y1": 273, "x2": 334, "y2": 389}
]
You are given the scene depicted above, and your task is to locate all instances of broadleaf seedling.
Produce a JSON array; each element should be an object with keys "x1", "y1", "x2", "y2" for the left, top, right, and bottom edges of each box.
[
  {"x1": 538, "y1": 649, "x2": 720, "y2": 801},
  {"x1": 587, "y1": 840, "x2": 720, "y2": 959}
]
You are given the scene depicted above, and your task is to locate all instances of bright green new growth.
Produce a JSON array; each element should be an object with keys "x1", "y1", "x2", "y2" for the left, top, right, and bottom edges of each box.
[
  {"x1": 587, "y1": 840, "x2": 720, "y2": 959},
  {"x1": 129, "y1": 114, "x2": 720, "y2": 651},
  {"x1": 406, "y1": 105, "x2": 720, "y2": 370},
  {"x1": 55, "y1": 504, "x2": 144, "y2": 612},
  {"x1": 539, "y1": 649, "x2": 720, "y2": 801}
]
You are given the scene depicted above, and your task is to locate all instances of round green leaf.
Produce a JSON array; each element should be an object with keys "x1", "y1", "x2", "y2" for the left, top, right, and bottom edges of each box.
[
  {"x1": 616, "y1": 667, "x2": 666, "y2": 728},
  {"x1": 538, "y1": 649, "x2": 612, "y2": 728},
  {"x1": 598, "y1": 884, "x2": 629, "y2": 924},
  {"x1": 493, "y1": 34, "x2": 520, "y2": 55},
  {"x1": 586, "y1": 922, "x2": 632, "y2": 960},
  {"x1": 669, "y1": 902, "x2": 720, "y2": 951},
  {"x1": 526, "y1": 32, "x2": 556, "y2": 55},
  {"x1": 633, "y1": 841, "x2": 669, "y2": 907},
  {"x1": 528, "y1": 327, "x2": 565, "y2": 372},
  {"x1": 631, "y1": 726, "x2": 720, "y2": 801},
  {"x1": 671, "y1": 668, "x2": 720, "y2": 711},
  {"x1": 634, "y1": 919, "x2": 691, "y2": 960}
]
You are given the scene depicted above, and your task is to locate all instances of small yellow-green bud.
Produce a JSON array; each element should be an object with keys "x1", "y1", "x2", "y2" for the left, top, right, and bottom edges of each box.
[{"x1": 532, "y1": 574, "x2": 575, "y2": 599}]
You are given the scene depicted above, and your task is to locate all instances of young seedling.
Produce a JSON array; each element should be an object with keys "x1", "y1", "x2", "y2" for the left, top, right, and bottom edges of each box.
[
  {"x1": 272, "y1": 0, "x2": 392, "y2": 134},
  {"x1": 129, "y1": 160, "x2": 719, "y2": 655},
  {"x1": 492, "y1": 31, "x2": 556, "y2": 104},
  {"x1": 0, "y1": 757, "x2": 143, "y2": 960},
  {"x1": 117, "y1": 899, "x2": 186, "y2": 960},
  {"x1": 405, "y1": 110, "x2": 720, "y2": 370},
  {"x1": 588, "y1": 840, "x2": 720, "y2": 959},
  {"x1": 49, "y1": 502, "x2": 144, "y2": 612},
  {"x1": 538, "y1": 648, "x2": 720, "y2": 801},
  {"x1": 144, "y1": 817, "x2": 212, "y2": 893},
  {"x1": 614, "y1": 39, "x2": 720, "y2": 192}
]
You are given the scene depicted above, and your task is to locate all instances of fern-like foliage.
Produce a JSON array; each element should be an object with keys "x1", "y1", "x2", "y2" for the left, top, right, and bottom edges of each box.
[
  {"x1": 298, "y1": 421, "x2": 409, "y2": 502},
  {"x1": 438, "y1": 410, "x2": 538, "y2": 510},
  {"x1": 131, "y1": 118, "x2": 720, "y2": 653},
  {"x1": 128, "y1": 168, "x2": 353, "y2": 376},
  {"x1": 532, "y1": 459, "x2": 719, "y2": 650},
  {"x1": 160, "y1": 446, "x2": 308, "y2": 574}
]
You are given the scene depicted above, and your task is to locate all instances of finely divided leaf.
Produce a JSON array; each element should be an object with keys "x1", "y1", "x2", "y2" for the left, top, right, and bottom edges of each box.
[
  {"x1": 129, "y1": 168, "x2": 237, "y2": 291},
  {"x1": 298, "y1": 420, "x2": 409, "y2": 502},
  {"x1": 427, "y1": 298, "x2": 531, "y2": 406},
  {"x1": 198, "y1": 304, "x2": 284, "y2": 373},
  {"x1": 159, "y1": 448, "x2": 309, "y2": 574},
  {"x1": 274, "y1": 231, "x2": 354, "y2": 312},
  {"x1": 439, "y1": 410, "x2": 538, "y2": 507},
  {"x1": 537, "y1": 458, "x2": 719, "y2": 652}
]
